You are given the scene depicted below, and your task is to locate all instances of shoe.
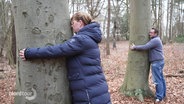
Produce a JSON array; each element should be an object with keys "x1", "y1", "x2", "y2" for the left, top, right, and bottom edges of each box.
[{"x1": 154, "y1": 99, "x2": 161, "y2": 104}]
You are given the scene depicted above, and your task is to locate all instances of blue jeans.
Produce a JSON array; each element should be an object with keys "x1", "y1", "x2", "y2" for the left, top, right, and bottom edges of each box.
[{"x1": 151, "y1": 60, "x2": 166, "y2": 100}]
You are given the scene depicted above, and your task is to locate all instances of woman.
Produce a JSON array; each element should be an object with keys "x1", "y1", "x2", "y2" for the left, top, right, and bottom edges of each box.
[{"x1": 19, "y1": 12, "x2": 111, "y2": 104}]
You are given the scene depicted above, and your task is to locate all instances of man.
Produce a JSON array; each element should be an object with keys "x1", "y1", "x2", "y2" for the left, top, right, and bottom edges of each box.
[{"x1": 130, "y1": 28, "x2": 166, "y2": 103}]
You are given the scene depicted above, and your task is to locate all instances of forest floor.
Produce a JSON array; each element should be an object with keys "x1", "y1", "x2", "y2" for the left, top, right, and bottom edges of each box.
[{"x1": 0, "y1": 41, "x2": 184, "y2": 104}]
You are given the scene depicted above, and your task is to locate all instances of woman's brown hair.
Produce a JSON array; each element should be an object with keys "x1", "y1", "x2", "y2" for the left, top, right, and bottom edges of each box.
[{"x1": 71, "y1": 12, "x2": 92, "y2": 25}]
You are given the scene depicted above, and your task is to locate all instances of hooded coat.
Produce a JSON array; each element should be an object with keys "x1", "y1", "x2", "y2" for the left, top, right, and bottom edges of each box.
[{"x1": 25, "y1": 22, "x2": 111, "y2": 104}]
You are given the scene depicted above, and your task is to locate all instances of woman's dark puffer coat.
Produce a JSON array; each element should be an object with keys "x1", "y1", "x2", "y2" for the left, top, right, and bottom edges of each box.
[{"x1": 25, "y1": 22, "x2": 111, "y2": 104}]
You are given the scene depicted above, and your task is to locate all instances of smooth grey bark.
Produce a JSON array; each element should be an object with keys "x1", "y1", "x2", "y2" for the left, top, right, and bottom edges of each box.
[
  {"x1": 12, "y1": 0, "x2": 72, "y2": 104},
  {"x1": 121, "y1": 0, "x2": 153, "y2": 102}
]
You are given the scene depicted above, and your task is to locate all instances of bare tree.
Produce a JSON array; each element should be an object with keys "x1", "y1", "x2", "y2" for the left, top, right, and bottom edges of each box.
[
  {"x1": 0, "y1": 1, "x2": 4, "y2": 56},
  {"x1": 111, "y1": 0, "x2": 127, "y2": 48},
  {"x1": 68, "y1": 0, "x2": 105, "y2": 19},
  {"x1": 86, "y1": 0, "x2": 105, "y2": 19},
  {"x1": 158, "y1": 0, "x2": 163, "y2": 39},
  {"x1": 172, "y1": 0, "x2": 184, "y2": 37},
  {"x1": 5, "y1": 9, "x2": 16, "y2": 65},
  {"x1": 68, "y1": 0, "x2": 86, "y2": 15},
  {"x1": 169, "y1": 0, "x2": 174, "y2": 42},
  {"x1": 166, "y1": 0, "x2": 170, "y2": 41},
  {"x1": 0, "y1": 0, "x2": 11, "y2": 56},
  {"x1": 106, "y1": 0, "x2": 110, "y2": 55},
  {"x1": 151, "y1": 0, "x2": 163, "y2": 28},
  {"x1": 0, "y1": 0, "x2": 15, "y2": 64},
  {"x1": 151, "y1": 0, "x2": 157, "y2": 27}
]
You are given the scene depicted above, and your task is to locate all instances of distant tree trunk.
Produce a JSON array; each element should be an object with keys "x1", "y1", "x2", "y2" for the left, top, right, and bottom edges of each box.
[
  {"x1": 0, "y1": 0, "x2": 15, "y2": 64},
  {"x1": 181, "y1": 1, "x2": 184, "y2": 35},
  {"x1": 178, "y1": 1, "x2": 183, "y2": 35},
  {"x1": 12, "y1": 22, "x2": 16, "y2": 64},
  {"x1": 169, "y1": 0, "x2": 174, "y2": 42},
  {"x1": 158, "y1": 0, "x2": 163, "y2": 40},
  {"x1": 112, "y1": 20, "x2": 116, "y2": 49},
  {"x1": 0, "y1": 0, "x2": 6, "y2": 57},
  {"x1": 166, "y1": 0, "x2": 170, "y2": 41},
  {"x1": 12, "y1": 0, "x2": 71, "y2": 104},
  {"x1": 111, "y1": 0, "x2": 124, "y2": 48},
  {"x1": 5, "y1": 12, "x2": 15, "y2": 65},
  {"x1": 121, "y1": 0, "x2": 154, "y2": 102},
  {"x1": 151, "y1": 0, "x2": 157, "y2": 27},
  {"x1": 126, "y1": 0, "x2": 130, "y2": 40},
  {"x1": 72, "y1": 0, "x2": 75, "y2": 14},
  {"x1": 106, "y1": 0, "x2": 110, "y2": 55},
  {"x1": 0, "y1": 3, "x2": 2, "y2": 56},
  {"x1": 102, "y1": 11, "x2": 107, "y2": 36}
]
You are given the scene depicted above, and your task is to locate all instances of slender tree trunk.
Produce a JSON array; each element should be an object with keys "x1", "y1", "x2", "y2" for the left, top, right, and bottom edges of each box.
[
  {"x1": 179, "y1": 1, "x2": 181, "y2": 35},
  {"x1": 72, "y1": 0, "x2": 75, "y2": 14},
  {"x1": 0, "y1": 0, "x2": 15, "y2": 63},
  {"x1": 112, "y1": 20, "x2": 116, "y2": 49},
  {"x1": 121, "y1": 0, "x2": 154, "y2": 102},
  {"x1": 152, "y1": 0, "x2": 157, "y2": 27},
  {"x1": 0, "y1": 0, "x2": 6, "y2": 56},
  {"x1": 102, "y1": 11, "x2": 107, "y2": 36},
  {"x1": 5, "y1": 13, "x2": 14, "y2": 65},
  {"x1": 106, "y1": 0, "x2": 110, "y2": 55},
  {"x1": 166, "y1": 0, "x2": 170, "y2": 42},
  {"x1": 158, "y1": 0, "x2": 163, "y2": 40},
  {"x1": 126, "y1": 0, "x2": 129, "y2": 40},
  {"x1": 0, "y1": 1, "x2": 2, "y2": 56},
  {"x1": 12, "y1": 0, "x2": 71, "y2": 103},
  {"x1": 180, "y1": 1, "x2": 184, "y2": 35},
  {"x1": 12, "y1": 22, "x2": 16, "y2": 64},
  {"x1": 169, "y1": 0, "x2": 174, "y2": 42}
]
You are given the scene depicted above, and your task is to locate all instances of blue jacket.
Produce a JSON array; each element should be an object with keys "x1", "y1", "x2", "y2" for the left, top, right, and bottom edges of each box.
[
  {"x1": 25, "y1": 22, "x2": 111, "y2": 104},
  {"x1": 133, "y1": 36, "x2": 164, "y2": 62}
]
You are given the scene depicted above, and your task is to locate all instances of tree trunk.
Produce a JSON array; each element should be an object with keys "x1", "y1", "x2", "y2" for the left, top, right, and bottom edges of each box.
[
  {"x1": 169, "y1": 0, "x2": 174, "y2": 42},
  {"x1": 12, "y1": 0, "x2": 71, "y2": 104},
  {"x1": 158, "y1": 0, "x2": 163, "y2": 40},
  {"x1": 11, "y1": 22, "x2": 16, "y2": 64},
  {"x1": 179, "y1": 1, "x2": 181, "y2": 35},
  {"x1": 181, "y1": 1, "x2": 184, "y2": 35},
  {"x1": 152, "y1": 0, "x2": 157, "y2": 27},
  {"x1": 112, "y1": 20, "x2": 116, "y2": 49},
  {"x1": 121, "y1": 0, "x2": 154, "y2": 102},
  {"x1": 0, "y1": 0, "x2": 6, "y2": 57},
  {"x1": 5, "y1": 11, "x2": 15, "y2": 65},
  {"x1": 166, "y1": 0, "x2": 170, "y2": 42},
  {"x1": 106, "y1": 0, "x2": 110, "y2": 55},
  {"x1": 126, "y1": 0, "x2": 130, "y2": 40},
  {"x1": 0, "y1": 1, "x2": 2, "y2": 56}
]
